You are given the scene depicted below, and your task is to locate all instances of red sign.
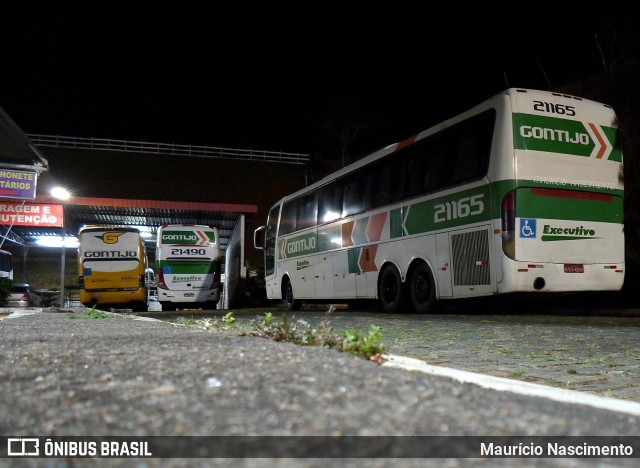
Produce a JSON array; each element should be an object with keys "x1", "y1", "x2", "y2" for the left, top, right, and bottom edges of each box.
[{"x1": 0, "y1": 202, "x2": 64, "y2": 227}]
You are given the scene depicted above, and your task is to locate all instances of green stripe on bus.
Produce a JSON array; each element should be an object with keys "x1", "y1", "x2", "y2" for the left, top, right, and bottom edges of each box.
[
  {"x1": 278, "y1": 231, "x2": 318, "y2": 259},
  {"x1": 390, "y1": 208, "x2": 403, "y2": 239},
  {"x1": 348, "y1": 247, "x2": 361, "y2": 274},
  {"x1": 516, "y1": 188, "x2": 623, "y2": 223},
  {"x1": 512, "y1": 113, "x2": 619, "y2": 159},
  {"x1": 160, "y1": 230, "x2": 216, "y2": 244},
  {"x1": 602, "y1": 126, "x2": 623, "y2": 162},
  {"x1": 317, "y1": 225, "x2": 340, "y2": 253},
  {"x1": 404, "y1": 186, "x2": 492, "y2": 234}
]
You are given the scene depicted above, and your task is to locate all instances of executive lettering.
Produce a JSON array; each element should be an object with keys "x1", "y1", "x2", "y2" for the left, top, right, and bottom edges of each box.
[{"x1": 543, "y1": 225, "x2": 595, "y2": 237}]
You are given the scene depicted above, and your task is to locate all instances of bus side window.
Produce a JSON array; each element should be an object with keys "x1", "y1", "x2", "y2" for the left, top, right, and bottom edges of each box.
[
  {"x1": 450, "y1": 110, "x2": 495, "y2": 184},
  {"x1": 405, "y1": 150, "x2": 431, "y2": 198},
  {"x1": 280, "y1": 200, "x2": 297, "y2": 235},
  {"x1": 297, "y1": 192, "x2": 318, "y2": 231},
  {"x1": 374, "y1": 158, "x2": 403, "y2": 207},
  {"x1": 342, "y1": 176, "x2": 362, "y2": 217},
  {"x1": 318, "y1": 181, "x2": 343, "y2": 224}
]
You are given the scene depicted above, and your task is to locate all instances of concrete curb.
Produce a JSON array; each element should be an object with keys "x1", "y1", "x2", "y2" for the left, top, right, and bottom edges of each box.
[{"x1": 381, "y1": 353, "x2": 640, "y2": 417}]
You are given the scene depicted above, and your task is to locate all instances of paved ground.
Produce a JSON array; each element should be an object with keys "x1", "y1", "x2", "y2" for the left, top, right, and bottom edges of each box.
[
  {"x1": 1, "y1": 307, "x2": 639, "y2": 467},
  {"x1": 146, "y1": 304, "x2": 640, "y2": 403}
]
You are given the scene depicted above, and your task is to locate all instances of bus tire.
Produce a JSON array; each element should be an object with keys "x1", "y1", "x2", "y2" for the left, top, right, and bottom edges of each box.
[
  {"x1": 378, "y1": 265, "x2": 405, "y2": 313},
  {"x1": 283, "y1": 277, "x2": 301, "y2": 311},
  {"x1": 409, "y1": 262, "x2": 438, "y2": 314}
]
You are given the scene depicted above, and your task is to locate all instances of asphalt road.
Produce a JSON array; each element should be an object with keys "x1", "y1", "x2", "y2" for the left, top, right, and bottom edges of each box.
[
  {"x1": 147, "y1": 302, "x2": 640, "y2": 403},
  {"x1": 1, "y1": 306, "x2": 639, "y2": 467}
]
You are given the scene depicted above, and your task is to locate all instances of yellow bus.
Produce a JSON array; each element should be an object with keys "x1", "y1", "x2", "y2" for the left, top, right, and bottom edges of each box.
[{"x1": 78, "y1": 226, "x2": 149, "y2": 311}]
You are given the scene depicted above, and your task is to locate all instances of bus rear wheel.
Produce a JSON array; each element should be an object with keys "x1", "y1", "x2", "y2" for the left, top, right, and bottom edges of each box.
[
  {"x1": 283, "y1": 278, "x2": 301, "y2": 311},
  {"x1": 378, "y1": 265, "x2": 405, "y2": 313},
  {"x1": 409, "y1": 262, "x2": 438, "y2": 314}
]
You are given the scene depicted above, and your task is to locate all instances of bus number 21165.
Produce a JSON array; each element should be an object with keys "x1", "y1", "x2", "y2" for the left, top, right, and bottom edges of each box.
[{"x1": 434, "y1": 194, "x2": 484, "y2": 223}]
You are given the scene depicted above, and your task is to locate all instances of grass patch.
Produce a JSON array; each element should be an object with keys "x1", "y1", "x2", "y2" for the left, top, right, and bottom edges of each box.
[
  {"x1": 67, "y1": 308, "x2": 113, "y2": 319},
  {"x1": 247, "y1": 309, "x2": 384, "y2": 359},
  {"x1": 173, "y1": 307, "x2": 385, "y2": 360}
]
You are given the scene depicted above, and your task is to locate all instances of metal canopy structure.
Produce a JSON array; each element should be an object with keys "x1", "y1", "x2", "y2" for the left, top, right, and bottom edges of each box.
[
  {"x1": 0, "y1": 106, "x2": 49, "y2": 172},
  {"x1": 0, "y1": 195, "x2": 258, "y2": 256}
]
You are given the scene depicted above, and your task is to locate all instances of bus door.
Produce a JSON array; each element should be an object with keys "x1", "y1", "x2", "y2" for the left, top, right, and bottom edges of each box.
[
  {"x1": 449, "y1": 225, "x2": 493, "y2": 298},
  {"x1": 355, "y1": 245, "x2": 377, "y2": 298},
  {"x1": 289, "y1": 258, "x2": 316, "y2": 299},
  {"x1": 435, "y1": 233, "x2": 453, "y2": 298},
  {"x1": 332, "y1": 249, "x2": 355, "y2": 298},
  {"x1": 314, "y1": 254, "x2": 334, "y2": 298}
]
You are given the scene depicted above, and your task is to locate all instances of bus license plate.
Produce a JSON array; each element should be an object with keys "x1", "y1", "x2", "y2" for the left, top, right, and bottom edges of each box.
[
  {"x1": 184, "y1": 293, "x2": 194, "y2": 297},
  {"x1": 564, "y1": 264, "x2": 584, "y2": 273}
]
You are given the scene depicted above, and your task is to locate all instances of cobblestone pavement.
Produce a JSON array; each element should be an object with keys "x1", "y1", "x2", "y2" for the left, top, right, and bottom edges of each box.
[{"x1": 150, "y1": 304, "x2": 640, "y2": 403}]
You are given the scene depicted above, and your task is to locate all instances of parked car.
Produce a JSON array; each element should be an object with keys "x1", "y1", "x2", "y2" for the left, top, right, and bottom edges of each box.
[{"x1": 7, "y1": 283, "x2": 41, "y2": 307}]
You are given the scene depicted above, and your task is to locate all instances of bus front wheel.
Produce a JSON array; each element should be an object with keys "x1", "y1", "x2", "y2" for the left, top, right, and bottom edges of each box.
[
  {"x1": 409, "y1": 262, "x2": 438, "y2": 314},
  {"x1": 378, "y1": 265, "x2": 405, "y2": 313},
  {"x1": 283, "y1": 278, "x2": 301, "y2": 311}
]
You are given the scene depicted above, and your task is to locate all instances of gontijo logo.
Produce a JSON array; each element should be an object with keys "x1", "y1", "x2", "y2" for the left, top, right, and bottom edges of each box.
[
  {"x1": 513, "y1": 114, "x2": 617, "y2": 161},
  {"x1": 96, "y1": 232, "x2": 125, "y2": 244},
  {"x1": 279, "y1": 233, "x2": 317, "y2": 259},
  {"x1": 162, "y1": 230, "x2": 212, "y2": 245}
]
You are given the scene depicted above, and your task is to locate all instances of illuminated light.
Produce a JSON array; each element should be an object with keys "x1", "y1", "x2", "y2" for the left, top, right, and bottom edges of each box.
[
  {"x1": 50, "y1": 186, "x2": 71, "y2": 200},
  {"x1": 35, "y1": 235, "x2": 78, "y2": 248},
  {"x1": 322, "y1": 211, "x2": 340, "y2": 223}
]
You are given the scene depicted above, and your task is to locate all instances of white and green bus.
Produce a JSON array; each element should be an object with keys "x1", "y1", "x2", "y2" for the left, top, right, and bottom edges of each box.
[
  {"x1": 156, "y1": 224, "x2": 222, "y2": 310},
  {"x1": 254, "y1": 88, "x2": 624, "y2": 313}
]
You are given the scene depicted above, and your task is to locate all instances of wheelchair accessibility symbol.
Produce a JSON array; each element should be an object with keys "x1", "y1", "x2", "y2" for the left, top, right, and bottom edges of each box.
[{"x1": 520, "y1": 218, "x2": 537, "y2": 238}]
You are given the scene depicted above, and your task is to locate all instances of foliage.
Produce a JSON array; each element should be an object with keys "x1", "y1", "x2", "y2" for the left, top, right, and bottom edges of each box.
[
  {"x1": 247, "y1": 309, "x2": 385, "y2": 360},
  {"x1": 67, "y1": 306, "x2": 112, "y2": 319},
  {"x1": 0, "y1": 278, "x2": 12, "y2": 306},
  {"x1": 173, "y1": 308, "x2": 385, "y2": 360}
]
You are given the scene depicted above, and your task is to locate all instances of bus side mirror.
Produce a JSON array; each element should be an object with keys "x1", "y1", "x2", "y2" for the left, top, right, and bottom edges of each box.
[{"x1": 254, "y1": 226, "x2": 266, "y2": 250}]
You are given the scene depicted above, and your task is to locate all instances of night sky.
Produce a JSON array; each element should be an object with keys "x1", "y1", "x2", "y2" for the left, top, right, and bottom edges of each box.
[{"x1": 1, "y1": 3, "x2": 638, "y2": 159}]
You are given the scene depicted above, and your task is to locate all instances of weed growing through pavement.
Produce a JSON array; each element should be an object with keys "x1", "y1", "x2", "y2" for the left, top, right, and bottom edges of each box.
[
  {"x1": 67, "y1": 306, "x2": 112, "y2": 319},
  {"x1": 174, "y1": 316, "x2": 196, "y2": 328},
  {"x1": 173, "y1": 307, "x2": 385, "y2": 360},
  {"x1": 247, "y1": 307, "x2": 385, "y2": 360}
]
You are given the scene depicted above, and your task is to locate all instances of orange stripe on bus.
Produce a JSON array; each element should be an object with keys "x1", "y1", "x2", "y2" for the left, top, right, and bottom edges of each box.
[
  {"x1": 395, "y1": 135, "x2": 417, "y2": 151},
  {"x1": 342, "y1": 221, "x2": 354, "y2": 247},
  {"x1": 588, "y1": 122, "x2": 607, "y2": 159},
  {"x1": 366, "y1": 212, "x2": 387, "y2": 242}
]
